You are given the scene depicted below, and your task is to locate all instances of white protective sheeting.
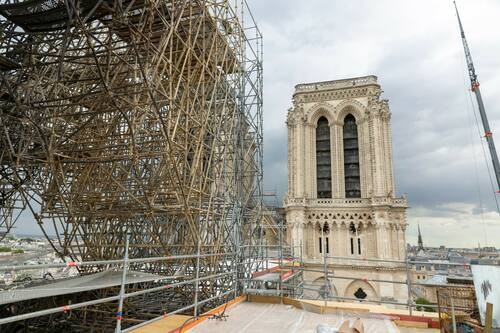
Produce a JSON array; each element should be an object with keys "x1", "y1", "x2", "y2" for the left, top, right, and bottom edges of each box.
[
  {"x1": 188, "y1": 302, "x2": 399, "y2": 333},
  {"x1": 471, "y1": 264, "x2": 500, "y2": 328}
]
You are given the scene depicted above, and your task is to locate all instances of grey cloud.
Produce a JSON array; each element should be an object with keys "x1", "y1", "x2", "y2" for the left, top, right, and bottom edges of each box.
[{"x1": 253, "y1": 0, "x2": 500, "y2": 247}]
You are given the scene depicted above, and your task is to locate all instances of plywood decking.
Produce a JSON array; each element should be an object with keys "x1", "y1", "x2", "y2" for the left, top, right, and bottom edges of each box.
[{"x1": 131, "y1": 315, "x2": 192, "y2": 333}]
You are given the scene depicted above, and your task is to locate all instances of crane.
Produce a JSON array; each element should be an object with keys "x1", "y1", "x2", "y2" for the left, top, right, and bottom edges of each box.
[{"x1": 454, "y1": 1, "x2": 500, "y2": 192}]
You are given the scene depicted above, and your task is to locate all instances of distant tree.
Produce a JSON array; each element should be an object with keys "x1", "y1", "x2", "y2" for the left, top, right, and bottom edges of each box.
[
  {"x1": 5, "y1": 234, "x2": 15, "y2": 241},
  {"x1": 12, "y1": 249, "x2": 24, "y2": 254},
  {"x1": 0, "y1": 247, "x2": 12, "y2": 253},
  {"x1": 415, "y1": 297, "x2": 435, "y2": 312}
]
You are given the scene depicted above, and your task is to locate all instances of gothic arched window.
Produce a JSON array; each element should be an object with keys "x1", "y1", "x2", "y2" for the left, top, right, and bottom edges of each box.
[
  {"x1": 318, "y1": 223, "x2": 330, "y2": 254},
  {"x1": 343, "y1": 114, "x2": 360, "y2": 198},
  {"x1": 349, "y1": 222, "x2": 361, "y2": 256},
  {"x1": 316, "y1": 116, "x2": 332, "y2": 198}
]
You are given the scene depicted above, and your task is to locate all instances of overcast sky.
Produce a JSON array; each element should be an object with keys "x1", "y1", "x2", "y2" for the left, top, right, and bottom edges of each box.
[
  {"x1": 252, "y1": 0, "x2": 500, "y2": 248},
  {"x1": 10, "y1": 1, "x2": 500, "y2": 249}
]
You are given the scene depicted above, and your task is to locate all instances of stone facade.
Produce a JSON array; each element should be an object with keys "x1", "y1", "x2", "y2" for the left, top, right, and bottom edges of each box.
[{"x1": 284, "y1": 75, "x2": 409, "y2": 305}]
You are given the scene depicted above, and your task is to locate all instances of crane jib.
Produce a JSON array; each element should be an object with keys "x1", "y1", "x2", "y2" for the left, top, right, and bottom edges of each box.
[{"x1": 454, "y1": 1, "x2": 500, "y2": 192}]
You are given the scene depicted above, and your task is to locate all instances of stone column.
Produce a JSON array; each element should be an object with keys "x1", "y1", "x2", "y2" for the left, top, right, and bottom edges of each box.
[
  {"x1": 398, "y1": 224, "x2": 406, "y2": 260},
  {"x1": 359, "y1": 118, "x2": 371, "y2": 197},
  {"x1": 382, "y1": 114, "x2": 395, "y2": 196},
  {"x1": 374, "y1": 223, "x2": 386, "y2": 259},
  {"x1": 304, "y1": 123, "x2": 311, "y2": 198},
  {"x1": 307, "y1": 223, "x2": 313, "y2": 259},
  {"x1": 340, "y1": 223, "x2": 349, "y2": 257},
  {"x1": 298, "y1": 222, "x2": 305, "y2": 258},
  {"x1": 391, "y1": 224, "x2": 399, "y2": 259},
  {"x1": 329, "y1": 222, "x2": 337, "y2": 256},
  {"x1": 287, "y1": 121, "x2": 295, "y2": 197},
  {"x1": 366, "y1": 224, "x2": 377, "y2": 258},
  {"x1": 313, "y1": 224, "x2": 318, "y2": 259},
  {"x1": 297, "y1": 120, "x2": 304, "y2": 197},
  {"x1": 336, "y1": 123, "x2": 345, "y2": 198}
]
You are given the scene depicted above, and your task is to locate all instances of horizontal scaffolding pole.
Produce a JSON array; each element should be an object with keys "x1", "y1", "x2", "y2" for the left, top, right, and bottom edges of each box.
[
  {"x1": 0, "y1": 252, "x2": 236, "y2": 272},
  {"x1": 286, "y1": 284, "x2": 473, "y2": 311},
  {"x1": 295, "y1": 267, "x2": 408, "y2": 285},
  {"x1": 249, "y1": 265, "x2": 468, "y2": 289},
  {"x1": 325, "y1": 255, "x2": 471, "y2": 267}
]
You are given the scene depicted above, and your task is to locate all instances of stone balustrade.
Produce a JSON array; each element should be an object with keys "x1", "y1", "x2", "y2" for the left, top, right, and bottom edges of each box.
[
  {"x1": 284, "y1": 196, "x2": 408, "y2": 208},
  {"x1": 294, "y1": 75, "x2": 378, "y2": 93},
  {"x1": 303, "y1": 257, "x2": 406, "y2": 269}
]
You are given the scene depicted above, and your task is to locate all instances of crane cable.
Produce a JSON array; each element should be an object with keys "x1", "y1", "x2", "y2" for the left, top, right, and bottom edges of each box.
[
  {"x1": 468, "y1": 90, "x2": 500, "y2": 214},
  {"x1": 459, "y1": 54, "x2": 492, "y2": 247}
]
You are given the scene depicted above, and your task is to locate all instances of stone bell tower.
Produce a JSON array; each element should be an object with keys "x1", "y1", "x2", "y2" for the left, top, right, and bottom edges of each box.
[{"x1": 284, "y1": 75, "x2": 408, "y2": 304}]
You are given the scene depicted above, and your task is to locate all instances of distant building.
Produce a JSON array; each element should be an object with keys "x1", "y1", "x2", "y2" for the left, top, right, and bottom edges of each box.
[
  {"x1": 284, "y1": 76, "x2": 408, "y2": 304},
  {"x1": 417, "y1": 223, "x2": 424, "y2": 252},
  {"x1": 413, "y1": 274, "x2": 474, "y2": 304}
]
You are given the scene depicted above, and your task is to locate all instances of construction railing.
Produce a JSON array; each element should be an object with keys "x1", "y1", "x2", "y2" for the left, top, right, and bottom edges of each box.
[
  {"x1": 0, "y1": 246, "x2": 246, "y2": 332},
  {"x1": 0, "y1": 242, "x2": 480, "y2": 331},
  {"x1": 243, "y1": 243, "x2": 477, "y2": 318}
]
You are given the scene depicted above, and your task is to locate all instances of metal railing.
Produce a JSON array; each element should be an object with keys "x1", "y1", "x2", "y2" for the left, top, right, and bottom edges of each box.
[
  {"x1": 244, "y1": 243, "x2": 476, "y2": 316},
  {"x1": 0, "y1": 241, "x2": 478, "y2": 331},
  {"x1": 0, "y1": 243, "x2": 243, "y2": 332}
]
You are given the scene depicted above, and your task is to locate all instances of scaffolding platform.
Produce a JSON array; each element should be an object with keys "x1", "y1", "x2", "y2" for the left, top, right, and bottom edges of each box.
[{"x1": 0, "y1": 270, "x2": 168, "y2": 305}]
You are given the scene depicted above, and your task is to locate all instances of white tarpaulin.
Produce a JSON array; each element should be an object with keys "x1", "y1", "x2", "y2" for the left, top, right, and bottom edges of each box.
[
  {"x1": 471, "y1": 264, "x2": 500, "y2": 328},
  {"x1": 188, "y1": 302, "x2": 398, "y2": 333}
]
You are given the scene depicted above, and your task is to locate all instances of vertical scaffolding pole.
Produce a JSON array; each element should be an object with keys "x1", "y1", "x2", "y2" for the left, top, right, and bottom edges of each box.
[
  {"x1": 115, "y1": 232, "x2": 130, "y2": 333},
  {"x1": 437, "y1": 290, "x2": 443, "y2": 329},
  {"x1": 405, "y1": 247, "x2": 413, "y2": 315},
  {"x1": 450, "y1": 296, "x2": 457, "y2": 333},
  {"x1": 194, "y1": 240, "x2": 201, "y2": 317},
  {"x1": 279, "y1": 209, "x2": 283, "y2": 299}
]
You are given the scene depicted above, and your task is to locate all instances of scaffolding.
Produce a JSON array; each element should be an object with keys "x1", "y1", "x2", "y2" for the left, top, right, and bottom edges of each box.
[
  {"x1": 437, "y1": 286, "x2": 481, "y2": 333},
  {"x1": 0, "y1": 0, "x2": 263, "y2": 330}
]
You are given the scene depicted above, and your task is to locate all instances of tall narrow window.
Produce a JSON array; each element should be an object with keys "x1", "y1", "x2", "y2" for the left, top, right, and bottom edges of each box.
[
  {"x1": 350, "y1": 238, "x2": 354, "y2": 255},
  {"x1": 316, "y1": 117, "x2": 332, "y2": 198},
  {"x1": 319, "y1": 237, "x2": 323, "y2": 254},
  {"x1": 343, "y1": 114, "x2": 360, "y2": 198},
  {"x1": 326, "y1": 237, "x2": 330, "y2": 254},
  {"x1": 358, "y1": 238, "x2": 361, "y2": 255}
]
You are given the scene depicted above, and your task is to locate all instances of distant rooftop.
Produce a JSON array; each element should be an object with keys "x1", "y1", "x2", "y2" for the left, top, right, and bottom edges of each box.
[{"x1": 294, "y1": 75, "x2": 379, "y2": 94}]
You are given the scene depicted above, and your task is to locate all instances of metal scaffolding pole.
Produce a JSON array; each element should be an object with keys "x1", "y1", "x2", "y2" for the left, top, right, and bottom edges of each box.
[
  {"x1": 0, "y1": 0, "x2": 263, "y2": 329},
  {"x1": 115, "y1": 232, "x2": 130, "y2": 333}
]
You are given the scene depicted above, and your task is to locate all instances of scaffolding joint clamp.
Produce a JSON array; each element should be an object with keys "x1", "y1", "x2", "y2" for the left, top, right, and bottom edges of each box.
[{"x1": 116, "y1": 311, "x2": 123, "y2": 320}]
